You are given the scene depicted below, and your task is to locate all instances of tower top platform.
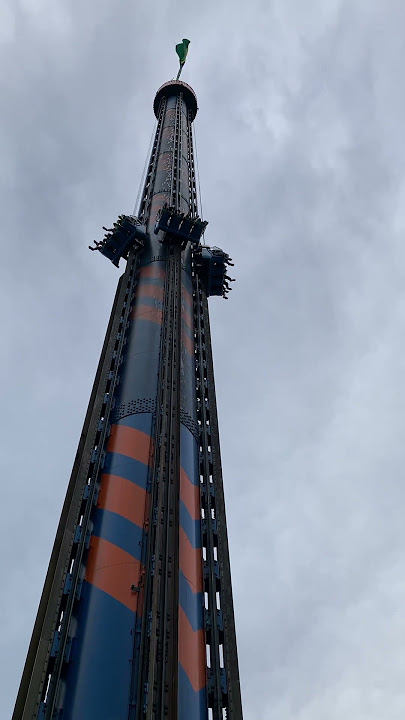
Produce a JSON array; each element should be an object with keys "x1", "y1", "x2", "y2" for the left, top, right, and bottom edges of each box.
[{"x1": 153, "y1": 80, "x2": 198, "y2": 121}]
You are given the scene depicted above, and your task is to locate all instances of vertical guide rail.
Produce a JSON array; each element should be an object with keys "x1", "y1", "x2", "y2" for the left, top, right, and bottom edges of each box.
[
  {"x1": 162, "y1": 93, "x2": 183, "y2": 720},
  {"x1": 139, "y1": 98, "x2": 167, "y2": 224},
  {"x1": 170, "y1": 91, "x2": 182, "y2": 211},
  {"x1": 162, "y1": 243, "x2": 181, "y2": 720},
  {"x1": 141, "y1": 244, "x2": 181, "y2": 720},
  {"x1": 202, "y1": 288, "x2": 244, "y2": 720},
  {"x1": 194, "y1": 274, "x2": 244, "y2": 720},
  {"x1": 43, "y1": 252, "x2": 141, "y2": 719},
  {"x1": 187, "y1": 110, "x2": 198, "y2": 219},
  {"x1": 194, "y1": 274, "x2": 223, "y2": 719},
  {"x1": 134, "y1": 93, "x2": 183, "y2": 720},
  {"x1": 13, "y1": 248, "x2": 140, "y2": 720}
]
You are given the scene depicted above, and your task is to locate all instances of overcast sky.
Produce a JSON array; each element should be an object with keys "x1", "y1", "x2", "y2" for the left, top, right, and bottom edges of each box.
[{"x1": 3, "y1": 0, "x2": 405, "y2": 718}]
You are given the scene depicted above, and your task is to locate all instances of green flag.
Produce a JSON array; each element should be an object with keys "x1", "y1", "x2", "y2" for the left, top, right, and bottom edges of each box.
[{"x1": 175, "y1": 39, "x2": 190, "y2": 80}]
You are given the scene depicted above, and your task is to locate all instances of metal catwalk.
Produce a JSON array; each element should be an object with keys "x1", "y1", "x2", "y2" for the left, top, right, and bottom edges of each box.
[{"x1": 13, "y1": 80, "x2": 242, "y2": 720}]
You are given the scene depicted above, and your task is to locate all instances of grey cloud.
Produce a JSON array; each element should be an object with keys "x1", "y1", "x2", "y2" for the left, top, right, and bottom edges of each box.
[{"x1": 3, "y1": 1, "x2": 405, "y2": 719}]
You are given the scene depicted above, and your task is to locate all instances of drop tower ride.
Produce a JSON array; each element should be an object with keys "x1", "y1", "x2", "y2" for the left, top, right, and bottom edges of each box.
[{"x1": 13, "y1": 78, "x2": 243, "y2": 720}]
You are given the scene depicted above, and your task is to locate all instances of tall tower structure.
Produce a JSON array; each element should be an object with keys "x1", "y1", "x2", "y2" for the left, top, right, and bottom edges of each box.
[{"x1": 13, "y1": 79, "x2": 242, "y2": 720}]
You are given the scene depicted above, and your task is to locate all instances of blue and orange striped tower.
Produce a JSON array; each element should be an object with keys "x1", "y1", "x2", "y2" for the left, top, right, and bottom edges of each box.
[{"x1": 13, "y1": 80, "x2": 243, "y2": 720}]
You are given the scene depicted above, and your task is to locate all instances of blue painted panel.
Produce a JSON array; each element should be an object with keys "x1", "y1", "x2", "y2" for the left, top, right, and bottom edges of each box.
[
  {"x1": 134, "y1": 296, "x2": 164, "y2": 310},
  {"x1": 165, "y1": 95, "x2": 177, "y2": 111},
  {"x1": 159, "y1": 132, "x2": 174, "y2": 154},
  {"x1": 181, "y1": 251, "x2": 193, "y2": 281},
  {"x1": 154, "y1": 167, "x2": 173, "y2": 195},
  {"x1": 180, "y1": 500, "x2": 201, "y2": 549},
  {"x1": 139, "y1": 239, "x2": 168, "y2": 262},
  {"x1": 104, "y1": 453, "x2": 149, "y2": 490},
  {"x1": 181, "y1": 364, "x2": 197, "y2": 419},
  {"x1": 181, "y1": 362, "x2": 194, "y2": 396},
  {"x1": 92, "y1": 508, "x2": 144, "y2": 561},
  {"x1": 178, "y1": 665, "x2": 207, "y2": 720},
  {"x1": 60, "y1": 584, "x2": 135, "y2": 720},
  {"x1": 126, "y1": 315, "x2": 162, "y2": 357},
  {"x1": 137, "y1": 276, "x2": 165, "y2": 288},
  {"x1": 146, "y1": 193, "x2": 170, "y2": 236},
  {"x1": 117, "y1": 412, "x2": 154, "y2": 436},
  {"x1": 117, "y1": 352, "x2": 160, "y2": 406},
  {"x1": 181, "y1": 320, "x2": 193, "y2": 340},
  {"x1": 180, "y1": 426, "x2": 199, "y2": 485},
  {"x1": 179, "y1": 571, "x2": 204, "y2": 632}
]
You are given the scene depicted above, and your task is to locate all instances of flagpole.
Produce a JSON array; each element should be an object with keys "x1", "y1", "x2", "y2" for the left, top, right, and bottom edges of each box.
[{"x1": 175, "y1": 39, "x2": 190, "y2": 81}]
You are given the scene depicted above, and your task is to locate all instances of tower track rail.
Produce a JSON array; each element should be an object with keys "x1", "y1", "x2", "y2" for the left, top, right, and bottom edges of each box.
[{"x1": 194, "y1": 274, "x2": 243, "y2": 720}]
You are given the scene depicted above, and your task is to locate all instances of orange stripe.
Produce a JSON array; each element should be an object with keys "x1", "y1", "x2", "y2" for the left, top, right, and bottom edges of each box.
[
  {"x1": 156, "y1": 151, "x2": 173, "y2": 170},
  {"x1": 182, "y1": 287, "x2": 193, "y2": 307},
  {"x1": 98, "y1": 473, "x2": 148, "y2": 528},
  {"x1": 179, "y1": 527, "x2": 203, "y2": 593},
  {"x1": 182, "y1": 307, "x2": 193, "y2": 329},
  {"x1": 107, "y1": 425, "x2": 153, "y2": 467},
  {"x1": 178, "y1": 606, "x2": 206, "y2": 692},
  {"x1": 132, "y1": 304, "x2": 163, "y2": 325},
  {"x1": 182, "y1": 331, "x2": 194, "y2": 356},
  {"x1": 85, "y1": 536, "x2": 142, "y2": 612},
  {"x1": 136, "y1": 284, "x2": 165, "y2": 301},
  {"x1": 161, "y1": 126, "x2": 174, "y2": 144},
  {"x1": 180, "y1": 469, "x2": 200, "y2": 521},
  {"x1": 139, "y1": 265, "x2": 166, "y2": 280}
]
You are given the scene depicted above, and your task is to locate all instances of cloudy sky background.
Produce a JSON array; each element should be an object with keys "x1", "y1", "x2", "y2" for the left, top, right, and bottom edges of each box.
[{"x1": 2, "y1": 0, "x2": 405, "y2": 717}]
